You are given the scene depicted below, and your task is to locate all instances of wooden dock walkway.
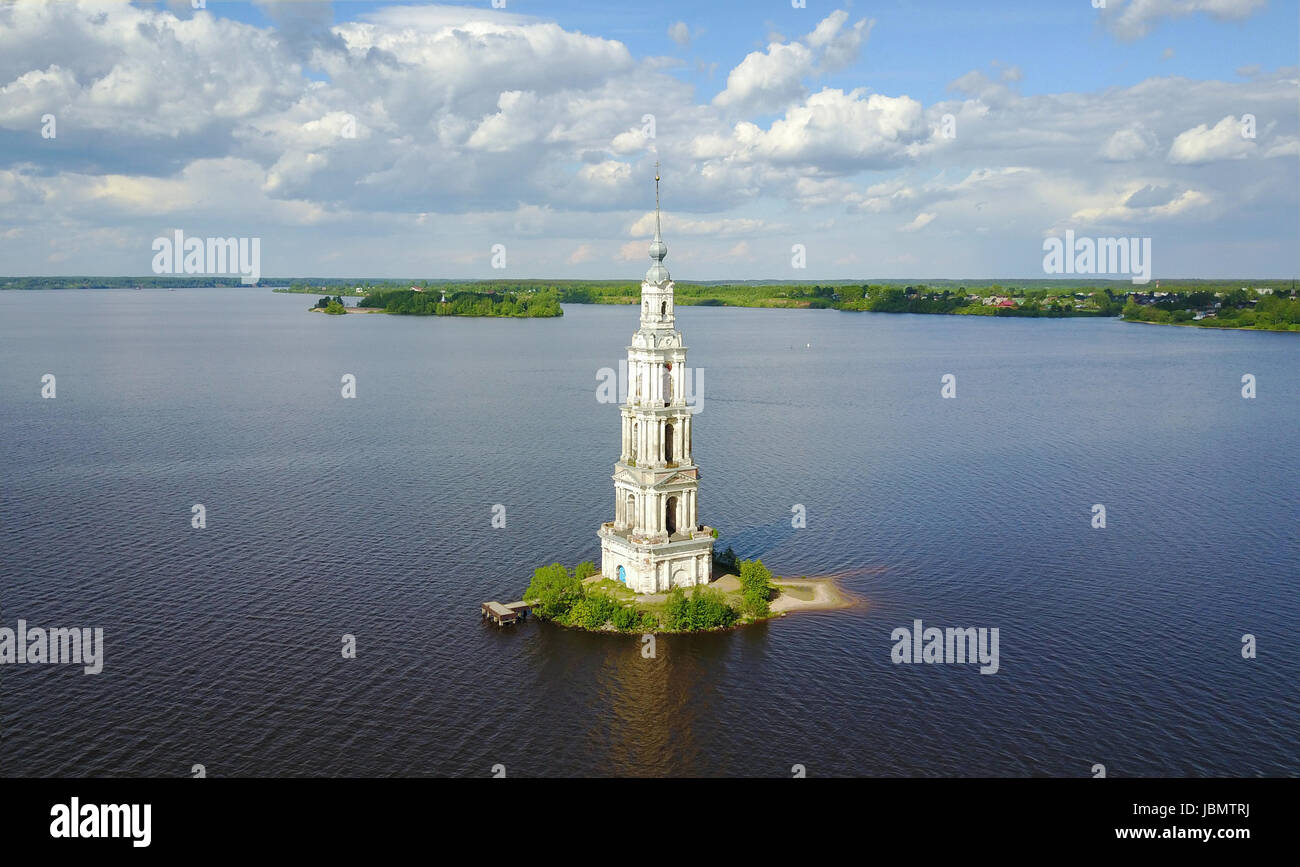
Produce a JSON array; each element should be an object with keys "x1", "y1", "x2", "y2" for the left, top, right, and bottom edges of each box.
[{"x1": 481, "y1": 599, "x2": 533, "y2": 627}]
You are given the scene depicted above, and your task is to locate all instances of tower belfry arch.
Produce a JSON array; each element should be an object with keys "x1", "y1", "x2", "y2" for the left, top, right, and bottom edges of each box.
[{"x1": 597, "y1": 166, "x2": 714, "y2": 594}]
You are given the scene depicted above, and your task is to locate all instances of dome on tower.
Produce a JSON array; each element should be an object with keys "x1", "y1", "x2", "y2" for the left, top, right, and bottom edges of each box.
[
  {"x1": 646, "y1": 233, "x2": 669, "y2": 283},
  {"x1": 642, "y1": 168, "x2": 670, "y2": 284},
  {"x1": 646, "y1": 168, "x2": 670, "y2": 283}
]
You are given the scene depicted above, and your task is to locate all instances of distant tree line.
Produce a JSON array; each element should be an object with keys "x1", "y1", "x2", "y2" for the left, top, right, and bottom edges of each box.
[
  {"x1": 2, "y1": 276, "x2": 251, "y2": 290},
  {"x1": 12, "y1": 275, "x2": 1296, "y2": 331},
  {"x1": 358, "y1": 287, "x2": 562, "y2": 317},
  {"x1": 833, "y1": 285, "x2": 1119, "y2": 317},
  {"x1": 1122, "y1": 291, "x2": 1300, "y2": 331}
]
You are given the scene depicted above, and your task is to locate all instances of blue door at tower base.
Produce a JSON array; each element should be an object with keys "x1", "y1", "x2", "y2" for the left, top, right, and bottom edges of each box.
[{"x1": 617, "y1": 565, "x2": 626, "y2": 584}]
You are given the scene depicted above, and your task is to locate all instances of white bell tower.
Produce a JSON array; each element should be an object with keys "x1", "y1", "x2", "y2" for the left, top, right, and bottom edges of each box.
[{"x1": 598, "y1": 166, "x2": 714, "y2": 594}]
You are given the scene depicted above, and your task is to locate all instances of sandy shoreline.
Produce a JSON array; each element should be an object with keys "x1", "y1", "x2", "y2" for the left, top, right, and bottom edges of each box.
[
  {"x1": 681, "y1": 571, "x2": 861, "y2": 615},
  {"x1": 770, "y1": 575, "x2": 860, "y2": 614},
  {"x1": 633, "y1": 572, "x2": 859, "y2": 614}
]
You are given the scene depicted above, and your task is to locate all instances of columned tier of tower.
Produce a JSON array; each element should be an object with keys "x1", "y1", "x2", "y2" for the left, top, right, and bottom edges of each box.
[
  {"x1": 625, "y1": 343, "x2": 688, "y2": 408},
  {"x1": 608, "y1": 460, "x2": 703, "y2": 541},
  {"x1": 618, "y1": 406, "x2": 696, "y2": 468}
]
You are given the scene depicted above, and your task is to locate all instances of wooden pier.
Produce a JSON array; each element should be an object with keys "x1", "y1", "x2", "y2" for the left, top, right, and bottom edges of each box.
[{"x1": 481, "y1": 599, "x2": 532, "y2": 627}]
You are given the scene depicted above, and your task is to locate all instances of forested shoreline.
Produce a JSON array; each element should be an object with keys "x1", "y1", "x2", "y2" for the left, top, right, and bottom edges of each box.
[{"x1": 7, "y1": 276, "x2": 1296, "y2": 331}]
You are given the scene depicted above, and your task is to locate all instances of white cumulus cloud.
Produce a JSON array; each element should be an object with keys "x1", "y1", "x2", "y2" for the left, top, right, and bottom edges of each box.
[
  {"x1": 1168, "y1": 115, "x2": 1255, "y2": 164},
  {"x1": 712, "y1": 11, "x2": 873, "y2": 115}
]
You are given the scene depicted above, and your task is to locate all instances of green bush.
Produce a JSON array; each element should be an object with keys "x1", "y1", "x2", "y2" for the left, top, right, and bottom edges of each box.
[
  {"x1": 737, "y1": 559, "x2": 775, "y2": 618},
  {"x1": 690, "y1": 587, "x2": 738, "y2": 629},
  {"x1": 574, "y1": 561, "x2": 598, "y2": 581},
  {"x1": 742, "y1": 588, "x2": 769, "y2": 617},
  {"x1": 565, "y1": 598, "x2": 590, "y2": 628},
  {"x1": 663, "y1": 587, "x2": 689, "y2": 630},
  {"x1": 737, "y1": 559, "x2": 774, "y2": 617},
  {"x1": 663, "y1": 586, "x2": 738, "y2": 630},
  {"x1": 566, "y1": 598, "x2": 595, "y2": 629},
  {"x1": 738, "y1": 559, "x2": 774, "y2": 593},
  {"x1": 572, "y1": 594, "x2": 619, "y2": 629},
  {"x1": 612, "y1": 604, "x2": 638, "y2": 631},
  {"x1": 524, "y1": 563, "x2": 584, "y2": 621}
]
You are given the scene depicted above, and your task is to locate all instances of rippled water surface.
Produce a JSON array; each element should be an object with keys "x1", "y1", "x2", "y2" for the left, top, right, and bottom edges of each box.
[{"x1": 1, "y1": 287, "x2": 1296, "y2": 776}]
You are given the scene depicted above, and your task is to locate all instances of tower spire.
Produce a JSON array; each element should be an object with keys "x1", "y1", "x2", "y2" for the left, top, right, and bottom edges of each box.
[
  {"x1": 646, "y1": 162, "x2": 670, "y2": 283},
  {"x1": 654, "y1": 161, "x2": 662, "y2": 239}
]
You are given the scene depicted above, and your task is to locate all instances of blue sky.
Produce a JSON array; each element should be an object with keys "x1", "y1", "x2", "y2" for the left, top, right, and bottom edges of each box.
[
  {"x1": 2, "y1": 0, "x2": 1297, "y2": 279},
  {"x1": 204, "y1": 0, "x2": 1299, "y2": 100}
]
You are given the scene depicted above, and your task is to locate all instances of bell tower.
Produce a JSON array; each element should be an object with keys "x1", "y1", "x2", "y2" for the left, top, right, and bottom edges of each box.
[{"x1": 598, "y1": 165, "x2": 714, "y2": 594}]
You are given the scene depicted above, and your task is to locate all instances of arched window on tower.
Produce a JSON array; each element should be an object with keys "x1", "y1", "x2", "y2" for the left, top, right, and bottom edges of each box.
[
  {"x1": 660, "y1": 301, "x2": 666, "y2": 317},
  {"x1": 664, "y1": 422, "x2": 674, "y2": 463}
]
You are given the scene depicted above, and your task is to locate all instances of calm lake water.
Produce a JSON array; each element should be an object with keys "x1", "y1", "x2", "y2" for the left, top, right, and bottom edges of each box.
[{"x1": 1, "y1": 287, "x2": 1296, "y2": 777}]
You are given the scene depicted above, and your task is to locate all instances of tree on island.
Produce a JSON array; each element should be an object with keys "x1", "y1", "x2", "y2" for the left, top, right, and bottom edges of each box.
[
  {"x1": 663, "y1": 586, "x2": 738, "y2": 630},
  {"x1": 738, "y1": 559, "x2": 775, "y2": 618},
  {"x1": 313, "y1": 295, "x2": 346, "y2": 313},
  {"x1": 523, "y1": 563, "x2": 585, "y2": 620},
  {"x1": 358, "y1": 286, "x2": 562, "y2": 317},
  {"x1": 568, "y1": 594, "x2": 620, "y2": 630}
]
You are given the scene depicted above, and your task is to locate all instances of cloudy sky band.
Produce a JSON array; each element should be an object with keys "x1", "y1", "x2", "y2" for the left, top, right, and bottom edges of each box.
[{"x1": 0, "y1": 0, "x2": 1295, "y2": 279}]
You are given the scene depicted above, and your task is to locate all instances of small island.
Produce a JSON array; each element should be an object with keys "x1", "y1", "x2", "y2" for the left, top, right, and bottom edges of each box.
[
  {"x1": 309, "y1": 295, "x2": 349, "y2": 314},
  {"x1": 358, "y1": 287, "x2": 561, "y2": 317},
  {"x1": 519, "y1": 555, "x2": 852, "y2": 634},
  {"x1": 295, "y1": 284, "x2": 562, "y2": 317}
]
